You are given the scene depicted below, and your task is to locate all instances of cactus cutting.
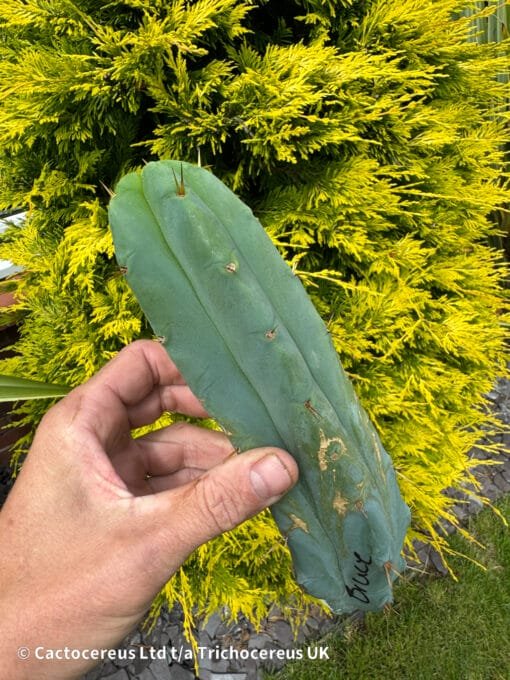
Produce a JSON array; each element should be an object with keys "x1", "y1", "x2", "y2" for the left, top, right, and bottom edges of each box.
[{"x1": 108, "y1": 160, "x2": 411, "y2": 614}]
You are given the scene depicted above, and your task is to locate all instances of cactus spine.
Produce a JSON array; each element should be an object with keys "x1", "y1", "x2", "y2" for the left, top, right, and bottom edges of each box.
[{"x1": 108, "y1": 160, "x2": 411, "y2": 613}]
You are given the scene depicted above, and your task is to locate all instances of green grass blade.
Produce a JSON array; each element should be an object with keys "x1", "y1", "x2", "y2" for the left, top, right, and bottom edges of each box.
[{"x1": 0, "y1": 375, "x2": 71, "y2": 401}]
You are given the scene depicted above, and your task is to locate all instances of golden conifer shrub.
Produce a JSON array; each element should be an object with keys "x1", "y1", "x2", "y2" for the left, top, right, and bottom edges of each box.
[{"x1": 0, "y1": 0, "x2": 508, "y2": 629}]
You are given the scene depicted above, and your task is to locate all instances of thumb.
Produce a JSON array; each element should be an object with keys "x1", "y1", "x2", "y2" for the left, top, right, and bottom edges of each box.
[{"x1": 150, "y1": 447, "x2": 298, "y2": 564}]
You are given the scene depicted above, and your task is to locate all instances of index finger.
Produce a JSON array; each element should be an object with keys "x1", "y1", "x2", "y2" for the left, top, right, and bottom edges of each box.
[
  {"x1": 94, "y1": 339, "x2": 187, "y2": 405},
  {"x1": 63, "y1": 340, "x2": 208, "y2": 448}
]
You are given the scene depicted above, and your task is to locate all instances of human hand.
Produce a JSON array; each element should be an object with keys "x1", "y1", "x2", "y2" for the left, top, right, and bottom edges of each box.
[{"x1": 0, "y1": 340, "x2": 298, "y2": 679}]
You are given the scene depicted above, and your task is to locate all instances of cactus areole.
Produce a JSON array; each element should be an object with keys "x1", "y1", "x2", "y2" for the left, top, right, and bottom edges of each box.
[{"x1": 108, "y1": 160, "x2": 411, "y2": 613}]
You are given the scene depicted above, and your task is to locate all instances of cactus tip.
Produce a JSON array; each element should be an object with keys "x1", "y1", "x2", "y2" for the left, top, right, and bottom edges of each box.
[
  {"x1": 172, "y1": 164, "x2": 186, "y2": 197},
  {"x1": 100, "y1": 180, "x2": 115, "y2": 198}
]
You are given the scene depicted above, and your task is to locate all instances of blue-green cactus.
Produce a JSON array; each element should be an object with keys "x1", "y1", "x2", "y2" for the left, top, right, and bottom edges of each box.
[{"x1": 108, "y1": 160, "x2": 411, "y2": 613}]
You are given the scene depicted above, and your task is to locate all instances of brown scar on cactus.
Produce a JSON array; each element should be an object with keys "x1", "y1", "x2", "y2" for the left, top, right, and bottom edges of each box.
[
  {"x1": 318, "y1": 430, "x2": 347, "y2": 471},
  {"x1": 172, "y1": 164, "x2": 186, "y2": 196},
  {"x1": 355, "y1": 500, "x2": 368, "y2": 518},
  {"x1": 225, "y1": 262, "x2": 237, "y2": 273},
  {"x1": 265, "y1": 328, "x2": 277, "y2": 340},
  {"x1": 119, "y1": 265, "x2": 128, "y2": 275},
  {"x1": 304, "y1": 399, "x2": 321, "y2": 419},
  {"x1": 288, "y1": 513, "x2": 309, "y2": 533},
  {"x1": 333, "y1": 492, "x2": 349, "y2": 516}
]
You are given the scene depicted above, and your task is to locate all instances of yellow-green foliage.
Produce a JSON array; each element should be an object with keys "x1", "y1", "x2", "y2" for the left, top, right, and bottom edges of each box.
[{"x1": 0, "y1": 0, "x2": 509, "y2": 628}]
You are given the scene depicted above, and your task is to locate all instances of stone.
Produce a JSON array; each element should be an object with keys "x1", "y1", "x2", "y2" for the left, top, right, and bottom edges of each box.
[
  {"x1": 129, "y1": 652, "x2": 153, "y2": 676},
  {"x1": 319, "y1": 615, "x2": 337, "y2": 634},
  {"x1": 171, "y1": 634, "x2": 194, "y2": 660},
  {"x1": 198, "y1": 654, "x2": 230, "y2": 673},
  {"x1": 100, "y1": 662, "x2": 121, "y2": 677},
  {"x1": 214, "y1": 621, "x2": 232, "y2": 639},
  {"x1": 198, "y1": 629, "x2": 212, "y2": 647},
  {"x1": 112, "y1": 647, "x2": 138, "y2": 668},
  {"x1": 160, "y1": 630, "x2": 171, "y2": 647},
  {"x1": 451, "y1": 503, "x2": 468, "y2": 522},
  {"x1": 487, "y1": 480, "x2": 504, "y2": 499},
  {"x1": 232, "y1": 657, "x2": 258, "y2": 680},
  {"x1": 82, "y1": 666, "x2": 104, "y2": 680},
  {"x1": 138, "y1": 669, "x2": 157, "y2": 680},
  {"x1": 268, "y1": 605, "x2": 284, "y2": 618},
  {"x1": 501, "y1": 466, "x2": 510, "y2": 483},
  {"x1": 167, "y1": 626, "x2": 181, "y2": 644},
  {"x1": 169, "y1": 665, "x2": 196, "y2": 680},
  {"x1": 148, "y1": 658, "x2": 173, "y2": 680},
  {"x1": 143, "y1": 625, "x2": 163, "y2": 648},
  {"x1": 103, "y1": 670, "x2": 130, "y2": 680},
  {"x1": 429, "y1": 549, "x2": 448, "y2": 575},
  {"x1": 201, "y1": 612, "x2": 223, "y2": 640},
  {"x1": 295, "y1": 627, "x2": 307, "y2": 644},
  {"x1": 416, "y1": 545, "x2": 431, "y2": 567},
  {"x1": 305, "y1": 616, "x2": 320, "y2": 632},
  {"x1": 258, "y1": 644, "x2": 286, "y2": 673},
  {"x1": 228, "y1": 655, "x2": 246, "y2": 674},
  {"x1": 303, "y1": 620, "x2": 321, "y2": 640},
  {"x1": 466, "y1": 493, "x2": 484, "y2": 512},
  {"x1": 268, "y1": 620, "x2": 293, "y2": 648},
  {"x1": 227, "y1": 625, "x2": 244, "y2": 639},
  {"x1": 442, "y1": 519, "x2": 458, "y2": 534},
  {"x1": 248, "y1": 633, "x2": 272, "y2": 650},
  {"x1": 168, "y1": 608, "x2": 185, "y2": 626},
  {"x1": 493, "y1": 473, "x2": 510, "y2": 493}
]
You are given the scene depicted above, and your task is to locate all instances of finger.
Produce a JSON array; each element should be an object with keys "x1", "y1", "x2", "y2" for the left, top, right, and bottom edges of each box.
[
  {"x1": 142, "y1": 447, "x2": 298, "y2": 566},
  {"x1": 146, "y1": 467, "x2": 205, "y2": 493},
  {"x1": 59, "y1": 340, "x2": 206, "y2": 449},
  {"x1": 90, "y1": 339, "x2": 185, "y2": 407},
  {"x1": 125, "y1": 385, "x2": 208, "y2": 428},
  {"x1": 135, "y1": 422, "x2": 234, "y2": 477}
]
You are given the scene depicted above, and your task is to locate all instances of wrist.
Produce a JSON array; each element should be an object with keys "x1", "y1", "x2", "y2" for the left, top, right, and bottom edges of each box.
[{"x1": 0, "y1": 587, "x2": 88, "y2": 680}]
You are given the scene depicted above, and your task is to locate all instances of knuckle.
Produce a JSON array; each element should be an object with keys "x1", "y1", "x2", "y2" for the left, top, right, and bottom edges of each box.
[
  {"x1": 196, "y1": 475, "x2": 241, "y2": 534},
  {"x1": 169, "y1": 421, "x2": 193, "y2": 436},
  {"x1": 38, "y1": 395, "x2": 77, "y2": 437},
  {"x1": 168, "y1": 421, "x2": 198, "y2": 452},
  {"x1": 39, "y1": 391, "x2": 90, "y2": 450}
]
